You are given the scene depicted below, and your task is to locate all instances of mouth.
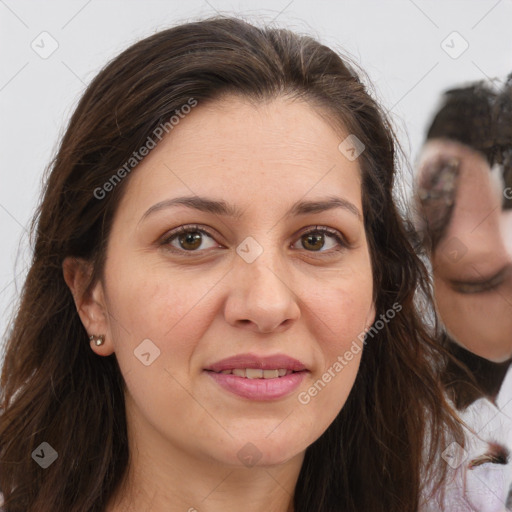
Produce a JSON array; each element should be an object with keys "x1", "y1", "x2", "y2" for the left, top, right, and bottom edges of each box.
[
  {"x1": 204, "y1": 353, "x2": 309, "y2": 400},
  {"x1": 204, "y1": 353, "x2": 308, "y2": 374},
  {"x1": 206, "y1": 368, "x2": 300, "y2": 379}
]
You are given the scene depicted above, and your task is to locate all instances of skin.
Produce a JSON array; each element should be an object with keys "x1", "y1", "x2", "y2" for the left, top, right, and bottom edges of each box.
[
  {"x1": 417, "y1": 139, "x2": 512, "y2": 363},
  {"x1": 63, "y1": 96, "x2": 375, "y2": 512}
]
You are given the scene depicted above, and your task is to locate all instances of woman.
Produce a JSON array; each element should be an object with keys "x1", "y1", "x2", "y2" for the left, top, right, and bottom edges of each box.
[
  {"x1": 0, "y1": 16, "x2": 462, "y2": 512},
  {"x1": 413, "y1": 77, "x2": 512, "y2": 511}
]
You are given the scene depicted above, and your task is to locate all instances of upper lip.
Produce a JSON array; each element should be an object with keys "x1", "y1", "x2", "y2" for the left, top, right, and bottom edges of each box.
[{"x1": 205, "y1": 353, "x2": 308, "y2": 372}]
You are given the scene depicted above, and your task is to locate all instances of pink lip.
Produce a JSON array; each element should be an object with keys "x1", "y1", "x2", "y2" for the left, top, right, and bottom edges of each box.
[
  {"x1": 204, "y1": 353, "x2": 309, "y2": 401},
  {"x1": 205, "y1": 353, "x2": 307, "y2": 372}
]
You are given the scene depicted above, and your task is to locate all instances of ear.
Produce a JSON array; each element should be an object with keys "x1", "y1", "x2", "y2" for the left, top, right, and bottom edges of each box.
[{"x1": 62, "y1": 256, "x2": 115, "y2": 356}]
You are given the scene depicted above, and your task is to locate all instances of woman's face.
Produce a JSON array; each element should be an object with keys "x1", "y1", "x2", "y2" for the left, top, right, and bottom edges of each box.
[
  {"x1": 418, "y1": 139, "x2": 512, "y2": 362},
  {"x1": 87, "y1": 96, "x2": 375, "y2": 468}
]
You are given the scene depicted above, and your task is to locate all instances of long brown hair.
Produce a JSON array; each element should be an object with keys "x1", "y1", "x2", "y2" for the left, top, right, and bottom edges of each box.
[{"x1": 0, "y1": 16, "x2": 462, "y2": 511}]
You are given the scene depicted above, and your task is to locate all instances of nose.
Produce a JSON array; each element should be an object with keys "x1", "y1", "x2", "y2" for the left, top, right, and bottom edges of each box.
[{"x1": 223, "y1": 247, "x2": 301, "y2": 334}]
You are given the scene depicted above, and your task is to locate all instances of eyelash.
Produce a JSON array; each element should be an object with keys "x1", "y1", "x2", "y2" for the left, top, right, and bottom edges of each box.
[
  {"x1": 452, "y1": 274, "x2": 505, "y2": 294},
  {"x1": 160, "y1": 224, "x2": 348, "y2": 257}
]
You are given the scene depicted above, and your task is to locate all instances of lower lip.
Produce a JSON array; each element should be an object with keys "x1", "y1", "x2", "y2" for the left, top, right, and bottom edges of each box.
[{"x1": 205, "y1": 371, "x2": 307, "y2": 400}]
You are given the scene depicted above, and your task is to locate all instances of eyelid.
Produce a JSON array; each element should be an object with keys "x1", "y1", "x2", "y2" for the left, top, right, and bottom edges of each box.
[
  {"x1": 159, "y1": 224, "x2": 222, "y2": 250},
  {"x1": 450, "y1": 268, "x2": 508, "y2": 294},
  {"x1": 292, "y1": 225, "x2": 350, "y2": 251},
  {"x1": 159, "y1": 223, "x2": 349, "y2": 255}
]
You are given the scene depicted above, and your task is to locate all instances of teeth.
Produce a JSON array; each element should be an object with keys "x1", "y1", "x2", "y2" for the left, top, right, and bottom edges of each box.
[
  {"x1": 217, "y1": 368, "x2": 291, "y2": 378},
  {"x1": 246, "y1": 369, "x2": 263, "y2": 379}
]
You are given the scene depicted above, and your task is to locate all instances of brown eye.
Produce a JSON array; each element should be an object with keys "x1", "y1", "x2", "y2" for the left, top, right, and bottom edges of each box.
[
  {"x1": 302, "y1": 233, "x2": 325, "y2": 251},
  {"x1": 177, "y1": 231, "x2": 202, "y2": 251},
  {"x1": 293, "y1": 226, "x2": 347, "y2": 254},
  {"x1": 161, "y1": 225, "x2": 220, "y2": 254}
]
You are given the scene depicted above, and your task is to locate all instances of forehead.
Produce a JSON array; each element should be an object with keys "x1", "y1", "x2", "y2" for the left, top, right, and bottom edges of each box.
[{"x1": 119, "y1": 95, "x2": 364, "y2": 216}]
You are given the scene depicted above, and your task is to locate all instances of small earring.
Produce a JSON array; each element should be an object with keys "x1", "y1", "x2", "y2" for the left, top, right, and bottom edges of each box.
[{"x1": 89, "y1": 334, "x2": 105, "y2": 346}]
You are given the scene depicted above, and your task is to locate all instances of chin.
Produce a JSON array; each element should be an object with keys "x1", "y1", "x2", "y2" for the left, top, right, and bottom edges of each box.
[
  {"x1": 488, "y1": 351, "x2": 512, "y2": 364},
  {"x1": 212, "y1": 435, "x2": 307, "y2": 468},
  {"x1": 473, "y1": 343, "x2": 512, "y2": 363}
]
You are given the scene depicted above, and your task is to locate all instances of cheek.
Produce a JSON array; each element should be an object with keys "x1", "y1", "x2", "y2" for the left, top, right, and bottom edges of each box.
[
  {"x1": 297, "y1": 271, "x2": 372, "y2": 402},
  {"x1": 108, "y1": 260, "x2": 214, "y2": 332},
  {"x1": 307, "y1": 268, "x2": 374, "y2": 344},
  {"x1": 104, "y1": 267, "x2": 220, "y2": 440},
  {"x1": 104, "y1": 260, "x2": 224, "y2": 381}
]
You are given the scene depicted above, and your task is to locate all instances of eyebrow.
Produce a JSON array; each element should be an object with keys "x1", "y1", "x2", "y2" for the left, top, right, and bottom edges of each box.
[{"x1": 139, "y1": 195, "x2": 362, "y2": 222}]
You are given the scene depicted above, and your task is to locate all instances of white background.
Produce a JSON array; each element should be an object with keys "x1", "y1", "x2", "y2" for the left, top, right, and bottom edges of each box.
[{"x1": 1, "y1": 0, "x2": 512, "y2": 353}]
